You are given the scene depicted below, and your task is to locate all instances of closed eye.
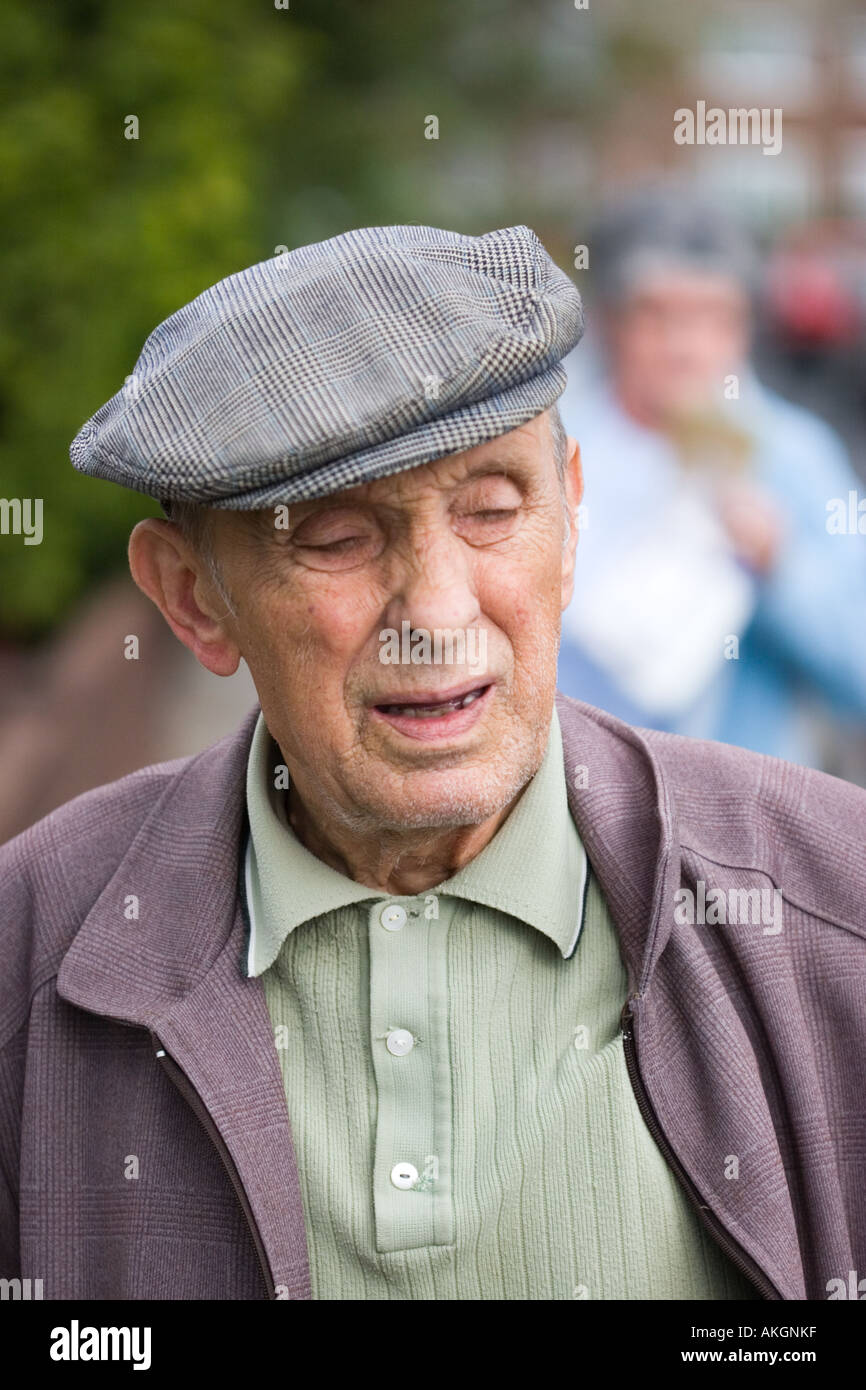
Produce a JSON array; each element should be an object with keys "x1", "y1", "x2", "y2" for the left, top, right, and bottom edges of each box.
[{"x1": 299, "y1": 535, "x2": 365, "y2": 551}]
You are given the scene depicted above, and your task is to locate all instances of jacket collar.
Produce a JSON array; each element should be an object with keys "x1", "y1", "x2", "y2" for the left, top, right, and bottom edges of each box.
[
  {"x1": 556, "y1": 691, "x2": 681, "y2": 997},
  {"x1": 58, "y1": 708, "x2": 262, "y2": 1027}
]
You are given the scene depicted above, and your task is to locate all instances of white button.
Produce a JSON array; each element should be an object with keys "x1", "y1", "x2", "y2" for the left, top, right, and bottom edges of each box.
[
  {"x1": 380, "y1": 903, "x2": 407, "y2": 931},
  {"x1": 390, "y1": 1161, "x2": 418, "y2": 1190},
  {"x1": 386, "y1": 1028, "x2": 415, "y2": 1057}
]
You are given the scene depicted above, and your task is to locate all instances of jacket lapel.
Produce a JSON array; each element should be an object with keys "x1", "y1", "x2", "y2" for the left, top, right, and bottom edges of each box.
[
  {"x1": 555, "y1": 690, "x2": 680, "y2": 993},
  {"x1": 56, "y1": 706, "x2": 311, "y2": 1299},
  {"x1": 556, "y1": 691, "x2": 806, "y2": 1299}
]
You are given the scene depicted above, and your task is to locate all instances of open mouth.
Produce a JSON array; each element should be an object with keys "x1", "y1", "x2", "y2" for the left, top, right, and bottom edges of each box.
[
  {"x1": 370, "y1": 681, "x2": 495, "y2": 740},
  {"x1": 376, "y1": 684, "x2": 491, "y2": 719}
]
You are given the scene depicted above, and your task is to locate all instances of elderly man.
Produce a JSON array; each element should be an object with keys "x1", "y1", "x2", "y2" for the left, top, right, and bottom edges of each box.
[{"x1": 1, "y1": 225, "x2": 865, "y2": 1302}]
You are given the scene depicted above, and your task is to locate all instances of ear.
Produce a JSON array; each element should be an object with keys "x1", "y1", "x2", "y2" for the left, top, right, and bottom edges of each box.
[
  {"x1": 127, "y1": 518, "x2": 241, "y2": 676},
  {"x1": 560, "y1": 436, "x2": 583, "y2": 612}
]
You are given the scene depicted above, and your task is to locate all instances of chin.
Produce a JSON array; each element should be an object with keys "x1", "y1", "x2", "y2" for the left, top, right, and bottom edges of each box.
[{"x1": 356, "y1": 760, "x2": 537, "y2": 833}]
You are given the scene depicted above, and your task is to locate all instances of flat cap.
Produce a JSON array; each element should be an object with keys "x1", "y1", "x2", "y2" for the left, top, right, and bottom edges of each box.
[{"x1": 69, "y1": 223, "x2": 584, "y2": 509}]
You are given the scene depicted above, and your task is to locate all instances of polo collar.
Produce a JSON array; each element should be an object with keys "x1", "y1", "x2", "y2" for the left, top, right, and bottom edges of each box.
[
  {"x1": 244, "y1": 703, "x2": 589, "y2": 976},
  {"x1": 243, "y1": 711, "x2": 380, "y2": 976},
  {"x1": 432, "y1": 704, "x2": 588, "y2": 959}
]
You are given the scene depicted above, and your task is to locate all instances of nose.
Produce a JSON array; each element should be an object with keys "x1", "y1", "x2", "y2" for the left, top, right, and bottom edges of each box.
[{"x1": 382, "y1": 521, "x2": 481, "y2": 637}]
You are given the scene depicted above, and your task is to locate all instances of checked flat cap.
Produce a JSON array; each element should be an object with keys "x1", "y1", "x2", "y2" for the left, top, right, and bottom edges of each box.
[{"x1": 69, "y1": 223, "x2": 584, "y2": 509}]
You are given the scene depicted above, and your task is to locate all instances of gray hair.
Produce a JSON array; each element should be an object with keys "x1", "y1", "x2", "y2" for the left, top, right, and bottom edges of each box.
[
  {"x1": 549, "y1": 400, "x2": 568, "y2": 483},
  {"x1": 161, "y1": 498, "x2": 238, "y2": 618},
  {"x1": 548, "y1": 401, "x2": 573, "y2": 546},
  {"x1": 587, "y1": 185, "x2": 759, "y2": 307}
]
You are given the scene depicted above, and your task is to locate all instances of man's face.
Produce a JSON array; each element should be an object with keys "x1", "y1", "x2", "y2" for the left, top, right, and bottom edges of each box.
[
  {"x1": 606, "y1": 268, "x2": 750, "y2": 422},
  {"x1": 206, "y1": 411, "x2": 579, "y2": 835}
]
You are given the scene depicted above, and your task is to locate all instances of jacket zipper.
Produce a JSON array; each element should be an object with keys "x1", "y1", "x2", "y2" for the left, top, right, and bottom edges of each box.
[
  {"x1": 150, "y1": 1031, "x2": 275, "y2": 1300},
  {"x1": 620, "y1": 996, "x2": 782, "y2": 1301}
]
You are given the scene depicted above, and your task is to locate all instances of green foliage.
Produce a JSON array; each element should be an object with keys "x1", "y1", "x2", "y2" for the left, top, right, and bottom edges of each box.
[
  {"x1": 0, "y1": 0, "x2": 675, "y2": 637},
  {"x1": 0, "y1": 0, "x2": 305, "y2": 635}
]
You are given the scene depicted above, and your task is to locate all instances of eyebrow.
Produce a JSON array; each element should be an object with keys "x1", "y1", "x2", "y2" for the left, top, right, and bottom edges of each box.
[
  {"x1": 457, "y1": 457, "x2": 531, "y2": 480},
  {"x1": 444, "y1": 451, "x2": 544, "y2": 491}
]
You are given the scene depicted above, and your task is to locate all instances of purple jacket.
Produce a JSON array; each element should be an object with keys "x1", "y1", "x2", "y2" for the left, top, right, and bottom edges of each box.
[{"x1": 1, "y1": 694, "x2": 865, "y2": 1300}]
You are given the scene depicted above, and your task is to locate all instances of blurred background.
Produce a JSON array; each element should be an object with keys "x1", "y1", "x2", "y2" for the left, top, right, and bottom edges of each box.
[{"x1": 2, "y1": 0, "x2": 866, "y2": 841}]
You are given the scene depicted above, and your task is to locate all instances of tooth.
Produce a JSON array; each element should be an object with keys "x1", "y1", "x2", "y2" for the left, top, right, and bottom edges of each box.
[{"x1": 384, "y1": 691, "x2": 487, "y2": 718}]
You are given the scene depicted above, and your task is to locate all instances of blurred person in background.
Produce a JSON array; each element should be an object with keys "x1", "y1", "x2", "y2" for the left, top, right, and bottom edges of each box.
[{"x1": 557, "y1": 189, "x2": 866, "y2": 772}]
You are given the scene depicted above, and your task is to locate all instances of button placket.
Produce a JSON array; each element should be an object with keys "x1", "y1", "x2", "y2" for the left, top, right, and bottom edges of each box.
[{"x1": 368, "y1": 896, "x2": 454, "y2": 1252}]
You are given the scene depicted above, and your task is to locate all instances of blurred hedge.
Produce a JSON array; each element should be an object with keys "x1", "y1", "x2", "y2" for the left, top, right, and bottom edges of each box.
[{"x1": 0, "y1": 0, "x2": 678, "y2": 637}]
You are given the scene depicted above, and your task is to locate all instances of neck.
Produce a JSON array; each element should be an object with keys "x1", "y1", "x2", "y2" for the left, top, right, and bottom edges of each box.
[{"x1": 285, "y1": 785, "x2": 525, "y2": 895}]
